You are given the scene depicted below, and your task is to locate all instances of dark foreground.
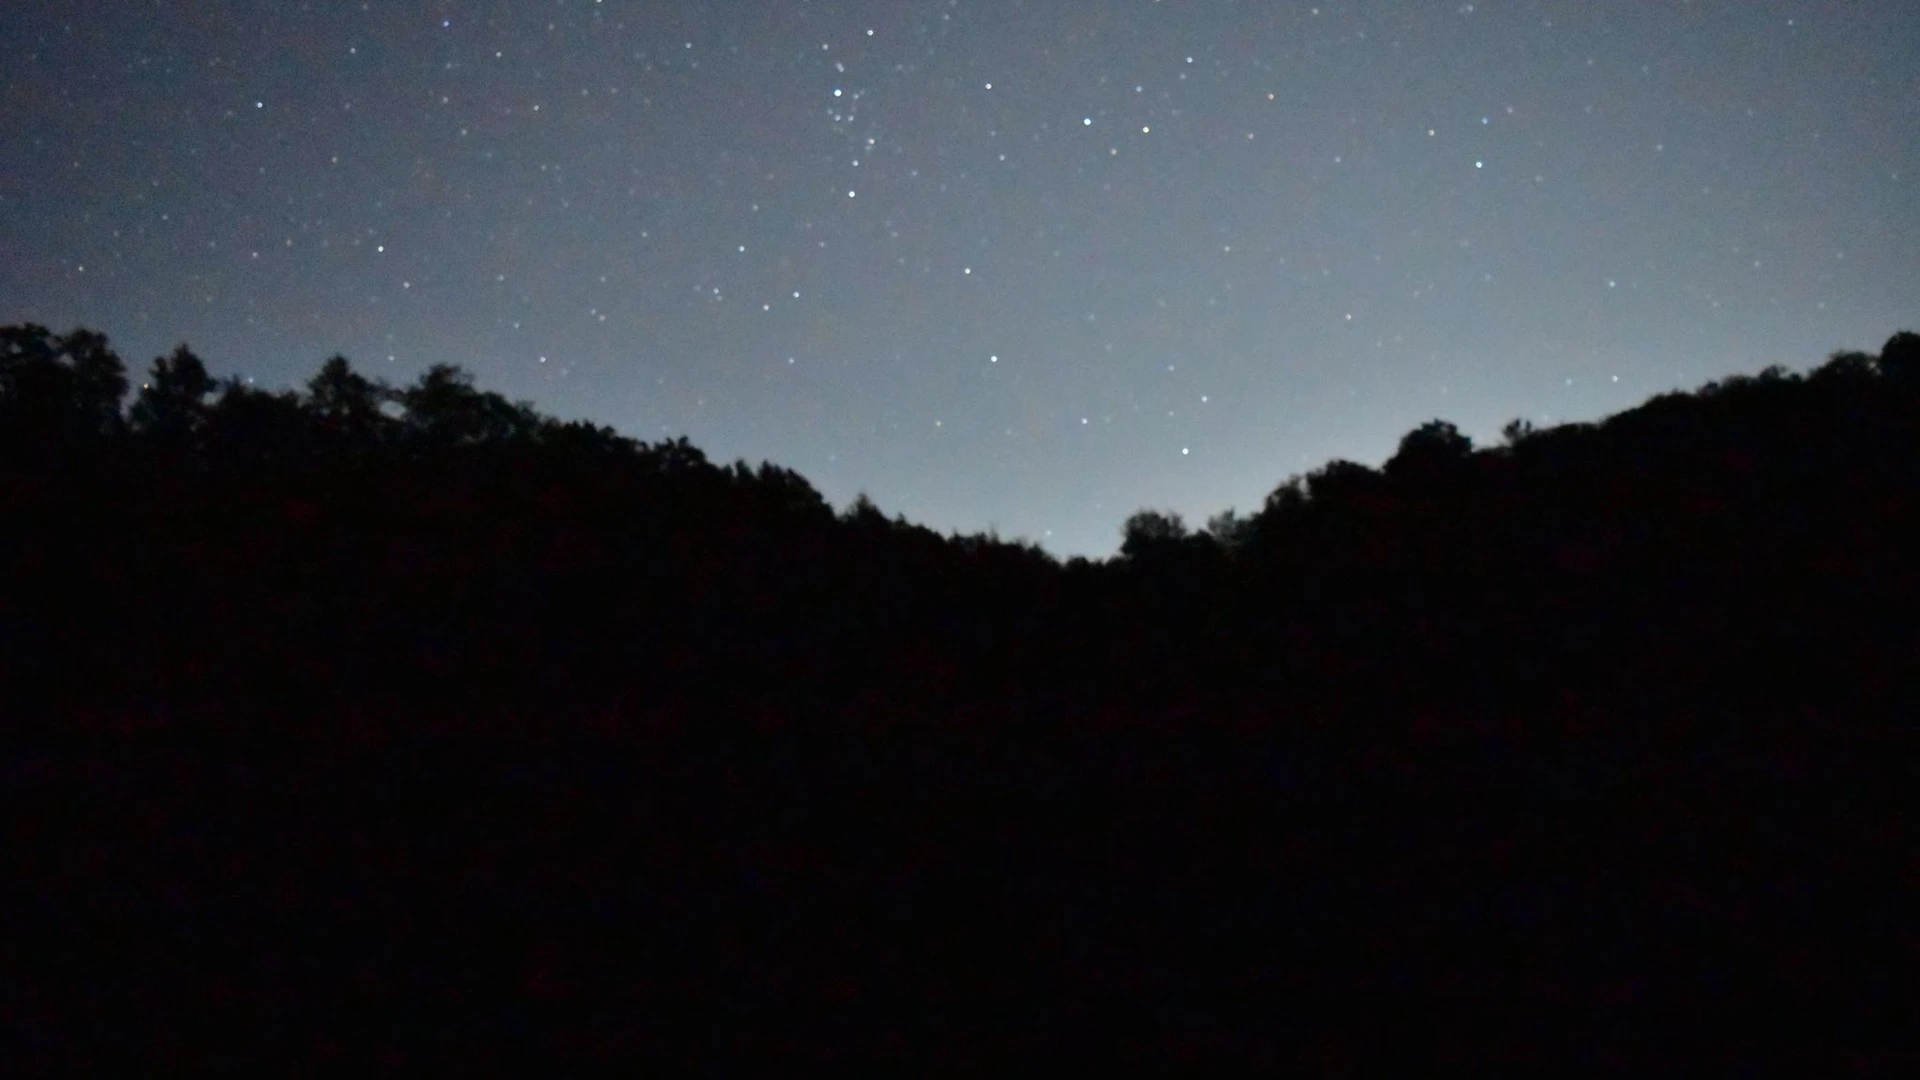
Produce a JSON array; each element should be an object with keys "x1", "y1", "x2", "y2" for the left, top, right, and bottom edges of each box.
[
  {"x1": 5, "y1": 709, "x2": 1908, "y2": 1070},
  {"x1": 4, "y1": 325, "x2": 1917, "y2": 1066}
]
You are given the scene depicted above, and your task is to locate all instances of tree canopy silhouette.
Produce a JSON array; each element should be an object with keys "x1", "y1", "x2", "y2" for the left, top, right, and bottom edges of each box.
[
  {"x1": 304, "y1": 354, "x2": 391, "y2": 443},
  {"x1": 0, "y1": 324, "x2": 128, "y2": 446},
  {"x1": 1, "y1": 318, "x2": 1916, "y2": 739},
  {"x1": 1384, "y1": 419, "x2": 1473, "y2": 482},
  {"x1": 4, "y1": 320, "x2": 1916, "y2": 1070},
  {"x1": 129, "y1": 344, "x2": 217, "y2": 444}
]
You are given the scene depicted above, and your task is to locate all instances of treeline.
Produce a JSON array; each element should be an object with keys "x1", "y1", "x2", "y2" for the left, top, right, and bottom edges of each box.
[
  {"x1": 6, "y1": 322, "x2": 1916, "y2": 1067},
  {"x1": 1, "y1": 323, "x2": 1068, "y2": 732},
  {"x1": 3, "y1": 321, "x2": 1919, "y2": 747}
]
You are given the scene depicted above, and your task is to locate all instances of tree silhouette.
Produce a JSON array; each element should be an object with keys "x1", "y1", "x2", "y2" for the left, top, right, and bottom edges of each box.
[
  {"x1": 649, "y1": 434, "x2": 710, "y2": 475},
  {"x1": 1499, "y1": 417, "x2": 1538, "y2": 447},
  {"x1": 129, "y1": 344, "x2": 218, "y2": 444},
  {"x1": 1880, "y1": 331, "x2": 1920, "y2": 382},
  {"x1": 1303, "y1": 459, "x2": 1381, "y2": 505},
  {"x1": 1260, "y1": 477, "x2": 1308, "y2": 517},
  {"x1": 0, "y1": 324, "x2": 128, "y2": 445},
  {"x1": 305, "y1": 355, "x2": 391, "y2": 444},
  {"x1": 1120, "y1": 509, "x2": 1190, "y2": 560},
  {"x1": 747, "y1": 462, "x2": 833, "y2": 522},
  {"x1": 1385, "y1": 419, "x2": 1473, "y2": 483},
  {"x1": 60, "y1": 329, "x2": 130, "y2": 438},
  {"x1": 1811, "y1": 350, "x2": 1875, "y2": 386},
  {"x1": 539, "y1": 417, "x2": 637, "y2": 458},
  {"x1": 400, "y1": 363, "x2": 540, "y2": 445},
  {"x1": 841, "y1": 492, "x2": 891, "y2": 532},
  {"x1": 1204, "y1": 509, "x2": 1254, "y2": 551},
  {"x1": 202, "y1": 377, "x2": 309, "y2": 468}
]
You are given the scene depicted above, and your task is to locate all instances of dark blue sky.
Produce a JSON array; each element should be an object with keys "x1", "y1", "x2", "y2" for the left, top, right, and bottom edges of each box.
[{"x1": 5, "y1": 1, "x2": 1914, "y2": 555}]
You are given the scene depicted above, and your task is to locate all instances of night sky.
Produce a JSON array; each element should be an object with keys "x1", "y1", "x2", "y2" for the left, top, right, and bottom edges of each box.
[{"x1": 4, "y1": 2, "x2": 1914, "y2": 556}]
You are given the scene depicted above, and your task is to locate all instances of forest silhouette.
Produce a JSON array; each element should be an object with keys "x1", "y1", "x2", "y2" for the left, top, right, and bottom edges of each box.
[{"x1": 4, "y1": 322, "x2": 1914, "y2": 1067}]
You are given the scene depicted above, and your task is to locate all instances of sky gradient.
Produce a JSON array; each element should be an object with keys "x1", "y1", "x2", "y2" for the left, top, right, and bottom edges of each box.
[{"x1": 4, "y1": 0, "x2": 1915, "y2": 556}]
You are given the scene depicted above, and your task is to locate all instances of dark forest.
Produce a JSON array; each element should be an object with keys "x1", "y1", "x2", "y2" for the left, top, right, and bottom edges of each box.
[{"x1": 4, "y1": 323, "x2": 1915, "y2": 1068}]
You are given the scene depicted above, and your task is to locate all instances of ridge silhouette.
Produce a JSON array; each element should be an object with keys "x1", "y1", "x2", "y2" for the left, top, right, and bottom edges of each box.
[{"x1": 2, "y1": 322, "x2": 1913, "y2": 1067}]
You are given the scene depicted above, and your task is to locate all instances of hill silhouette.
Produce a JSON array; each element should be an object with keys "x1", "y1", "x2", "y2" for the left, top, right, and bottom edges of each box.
[{"x1": 3, "y1": 322, "x2": 1914, "y2": 1067}]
